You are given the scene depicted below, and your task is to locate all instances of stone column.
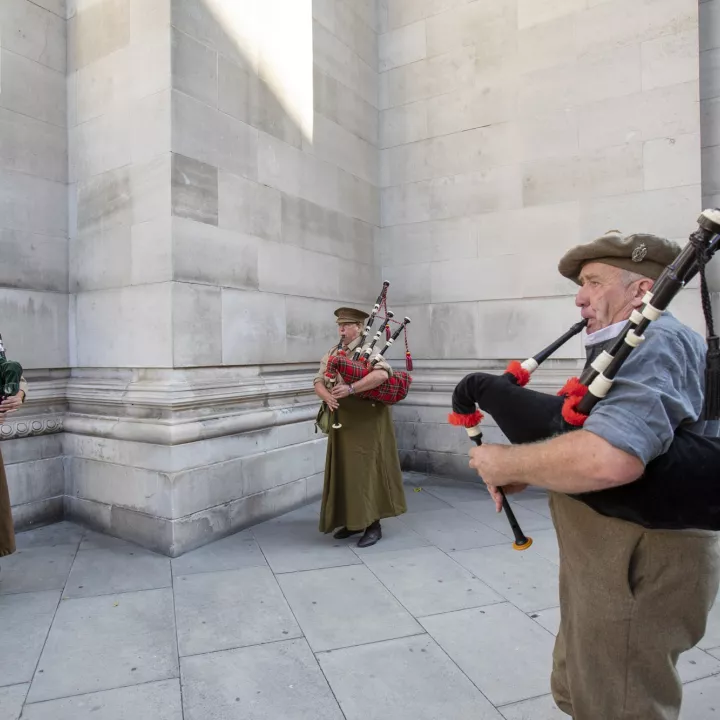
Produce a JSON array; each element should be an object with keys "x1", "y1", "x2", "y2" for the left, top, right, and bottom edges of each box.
[
  {"x1": 60, "y1": 0, "x2": 380, "y2": 555},
  {"x1": 0, "y1": 0, "x2": 68, "y2": 529}
]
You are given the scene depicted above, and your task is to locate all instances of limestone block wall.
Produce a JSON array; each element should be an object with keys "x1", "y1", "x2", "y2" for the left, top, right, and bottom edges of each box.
[
  {"x1": 58, "y1": 0, "x2": 381, "y2": 555},
  {"x1": 701, "y1": 0, "x2": 720, "y2": 207},
  {"x1": 377, "y1": 0, "x2": 709, "y2": 479},
  {"x1": 0, "y1": 0, "x2": 68, "y2": 528},
  {"x1": 4, "y1": 0, "x2": 718, "y2": 552}
]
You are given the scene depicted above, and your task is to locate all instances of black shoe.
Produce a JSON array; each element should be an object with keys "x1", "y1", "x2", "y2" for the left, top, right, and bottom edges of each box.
[
  {"x1": 357, "y1": 522, "x2": 381, "y2": 548},
  {"x1": 333, "y1": 527, "x2": 361, "y2": 540}
]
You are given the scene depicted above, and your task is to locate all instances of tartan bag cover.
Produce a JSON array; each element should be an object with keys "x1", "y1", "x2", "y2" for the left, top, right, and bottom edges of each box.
[{"x1": 325, "y1": 355, "x2": 412, "y2": 405}]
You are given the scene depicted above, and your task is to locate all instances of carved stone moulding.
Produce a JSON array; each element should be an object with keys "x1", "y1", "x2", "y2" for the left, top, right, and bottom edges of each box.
[{"x1": 0, "y1": 416, "x2": 64, "y2": 440}]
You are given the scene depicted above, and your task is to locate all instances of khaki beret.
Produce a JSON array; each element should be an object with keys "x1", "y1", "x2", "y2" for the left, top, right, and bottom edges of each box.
[
  {"x1": 334, "y1": 306, "x2": 369, "y2": 325},
  {"x1": 558, "y1": 231, "x2": 681, "y2": 285}
]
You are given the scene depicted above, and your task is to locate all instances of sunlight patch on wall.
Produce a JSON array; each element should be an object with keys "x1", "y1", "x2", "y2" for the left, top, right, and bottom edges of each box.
[{"x1": 204, "y1": 0, "x2": 314, "y2": 141}]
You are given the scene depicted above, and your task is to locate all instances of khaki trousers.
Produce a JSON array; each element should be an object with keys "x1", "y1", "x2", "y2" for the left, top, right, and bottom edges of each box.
[{"x1": 549, "y1": 492, "x2": 720, "y2": 720}]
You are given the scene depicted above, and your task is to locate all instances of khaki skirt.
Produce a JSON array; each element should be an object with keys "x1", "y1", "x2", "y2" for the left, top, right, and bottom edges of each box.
[
  {"x1": 319, "y1": 395, "x2": 406, "y2": 533},
  {"x1": 0, "y1": 447, "x2": 16, "y2": 557}
]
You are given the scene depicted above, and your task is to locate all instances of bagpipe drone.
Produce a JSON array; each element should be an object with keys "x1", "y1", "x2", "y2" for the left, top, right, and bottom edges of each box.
[
  {"x1": 324, "y1": 282, "x2": 413, "y2": 429},
  {"x1": 0, "y1": 334, "x2": 23, "y2": 405},
  {"x1": 449, "y1": 209, "x2": 720, "y2": 540}
]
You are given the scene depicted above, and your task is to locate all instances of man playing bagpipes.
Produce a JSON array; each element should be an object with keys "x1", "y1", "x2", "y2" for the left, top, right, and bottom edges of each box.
[
  {"x1": 0, "y1": 334, "x2": 28, "y2": 572},
  {"x1": 463, "y1": 226, "x2": 720, "y2": 720},
  {"x1": 313, "y1": 305, "x2": 408, "y2": 548}
]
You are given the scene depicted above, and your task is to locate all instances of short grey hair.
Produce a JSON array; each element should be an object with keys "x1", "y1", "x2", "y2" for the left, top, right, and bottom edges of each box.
[{"x1": 619, "y1": 268, "x2": 650, "y2": 287}]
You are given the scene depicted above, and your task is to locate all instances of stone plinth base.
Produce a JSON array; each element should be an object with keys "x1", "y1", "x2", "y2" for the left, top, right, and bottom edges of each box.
[{"x1": 6, "y1": 367, "x2": 328, "y2": 556}]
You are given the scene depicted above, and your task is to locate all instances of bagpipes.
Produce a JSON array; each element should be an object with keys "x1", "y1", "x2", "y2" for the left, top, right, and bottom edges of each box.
[
  {"x1": 449, "y1": 209, "x2": 720, "y2": 540},
  {"x1": 0, "y1": 334, "x2": 23, "y2": 404},
  {"x1": 325, "y1": 282, "x2": 413, "y2": 429}
]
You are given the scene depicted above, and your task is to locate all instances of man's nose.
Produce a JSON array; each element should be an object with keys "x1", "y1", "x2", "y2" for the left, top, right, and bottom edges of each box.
[{"x1": 575, "y1": 287, "x2": 587, "y2": 307}]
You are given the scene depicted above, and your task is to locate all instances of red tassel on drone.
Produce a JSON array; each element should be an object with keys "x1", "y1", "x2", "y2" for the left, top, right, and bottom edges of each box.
[
  {"x1": 557, "y1": 377, "x2": 589, "y2": 427},
  {"x1": 505, "y1": 360, "x2": 530, "y2": 387},
  {"x1": 447, "y1": 410, "x2": 484, "y2": 428},
  {"x1": 405, "y1": 351, "x2": 413, "y2": 372}
]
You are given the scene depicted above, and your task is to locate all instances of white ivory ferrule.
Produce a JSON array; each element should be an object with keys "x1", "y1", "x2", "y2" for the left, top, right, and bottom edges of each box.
[
  {"x1": 590, "y1": 350, "x2": 614, "y2": 374},
  {"x1": 642, "y1": 304, "x2": 662, "y2": 322},
  {"x1": 624, "y1": 331, "x2": 645, "y2": 348},
  {"x1": 589, "y1": 373, "x2": 613, "y2": 398}
]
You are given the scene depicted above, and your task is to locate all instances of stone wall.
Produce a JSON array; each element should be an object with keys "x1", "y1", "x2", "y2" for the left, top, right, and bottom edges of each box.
[
  {"x1": 0, "y1": 0, "x2": 68, "y2": 529},
  {"x1": 57, "y1": 0, "x2": 381, "y2": 555},
  {"x1": 3, "y1": 0, "x2": 718, "y2": 553},
  {"x1": 702, "y1": 0, "x2": 720, "y2": 207},
  {"x1": 377, "y1": 0, "x2": 709, "y2": 479}
]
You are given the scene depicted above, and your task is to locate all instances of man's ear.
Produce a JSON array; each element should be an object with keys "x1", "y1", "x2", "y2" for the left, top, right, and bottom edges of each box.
[{"x1": 631, "y1": 278, "x2": 654, "y2": 307}]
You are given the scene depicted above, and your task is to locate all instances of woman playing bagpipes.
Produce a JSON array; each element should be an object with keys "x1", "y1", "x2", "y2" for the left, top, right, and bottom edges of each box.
[
  {"x1": 457, "y1": 220, "x2": 720, "y2": 720},
  {"x1": 313, "y1": 305, "x2": 408, "y2": 548},
  {"x1": 0, "y1": 334, "x2": 28, "y2": 565}
]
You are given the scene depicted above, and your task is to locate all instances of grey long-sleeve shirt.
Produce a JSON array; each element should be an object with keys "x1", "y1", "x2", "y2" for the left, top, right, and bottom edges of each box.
[{"x1": 583, "y1": 312, "x2": 717, "y2": 465}]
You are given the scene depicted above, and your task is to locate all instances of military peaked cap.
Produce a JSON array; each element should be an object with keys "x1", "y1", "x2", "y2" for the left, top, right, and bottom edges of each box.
[{"x1": 334, "y1": 307, "x2": 369, "y2": 324}]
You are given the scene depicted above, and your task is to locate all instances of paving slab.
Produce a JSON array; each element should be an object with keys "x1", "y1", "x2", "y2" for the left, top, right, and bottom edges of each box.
[
  {"x1": 512, "y1": 495, "x2": 552, "y2": 518},
  {"x1": 520, "y1": 527, "x2": 559, "y2": 565},
  {"x1": 0, "y1": 590, "x2": 60, "y2": 687},
  {"x1": 678, "y1": 648, "x2": 720, "y2": 684},
  {"x1": 6, "y1": 503, "x2": 717, "y2": 720},
  {"x1": 499, "y1": 694, "x2": 567, "y2": 720},
  {"x1": 174, "y1": 566, "x2": 301, "y2": 657},
  {"x1": 181, "y1": 639, "x2": 344, "y2": 720},
  {"x1": 698, "y1": 597, "x2": 720, "y2": 650},
  {"x1": 420, "y1": 603, "x2": 556, "y2": 707},
  {"x1": 528, "y1": 606, "x2": 561, "y2": 636},
  {"x1": 420, "y1": 480, "x2": 493, "y2": 506},
  {"x1": 400, "y1": 508, "x2": 509, "y2": 552},
  {"x1": 171, "y1": 529, "x2": 267, "y2": 576},
  {"x1": 21, "y1": 679, "x2": 183, "y2": 720},
  {"x1": 318, "y1": 634, "x2": 504, "y2": 720},
  {"x1": 27, "y1": 588, "x2": 178, "y2": 703},
  {"x1": 350, "y1": 516, "x2": 431, "y2": 555},
  {"x1": 64, "y1": 546, "x2": 171, "y2": 598},
  {"x1": 457, "y1": 499, "x2": 555, "y2": 536},
  {"x1": 0, "y1": 545, "x2": 76, "y2": 595},
  {"x1": 361, "y1": 545, "x2": 503, "y2": 617},
  {"x1": 402, "y1": 487, "x2": 453, "y2": 514},
  {"x1": 451, "y1": 544, "x2": 560, "y2": 613},
  {"x1": 15, "y1": 522, "x2": 85, "y2": 549},
  {"x1": 277, "y1": 564, "x2": 423, "y2": 652},
  {"x1": 252, "y1": 514, "x2": 361, "y2": 574},
  {"x1": 679, "y1": 675, "x2": 720, "y2": 719},
  {"x1": 0, "y1": 684, "x2": 28, "y2": 720},
  {"x1": 78, "y1": 531, "x2": 142, "y2": 552}
]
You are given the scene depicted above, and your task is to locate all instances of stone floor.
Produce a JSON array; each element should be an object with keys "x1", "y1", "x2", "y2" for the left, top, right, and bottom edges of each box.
[{"x1": 2, "y1": 473, "x2": 720, "y2": 720}]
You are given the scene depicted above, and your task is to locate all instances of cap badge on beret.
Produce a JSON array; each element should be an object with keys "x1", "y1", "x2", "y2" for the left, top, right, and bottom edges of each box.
[{"x1": 632, "y1": 243, "x2": 648, "y2": 263}]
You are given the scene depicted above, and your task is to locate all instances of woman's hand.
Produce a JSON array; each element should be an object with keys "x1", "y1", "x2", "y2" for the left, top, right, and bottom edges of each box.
[
  {"x1": 331, "y1": 383, "x2": 353, "y2": 399},
  {"x1": 0, "y1": 391, "x2": 24, "y2": 419}
]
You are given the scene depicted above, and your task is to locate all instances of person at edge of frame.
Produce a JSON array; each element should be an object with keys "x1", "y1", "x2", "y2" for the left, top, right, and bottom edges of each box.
[
  {"x1": 467, "y1": 230, "x2": 720, "y2": 720},
  {"x1": 0, "y1": 376, "x2": 29, "y2": 574},
  {"x1": 313, "y1": 306, "x2": 407, "y2": 548}
]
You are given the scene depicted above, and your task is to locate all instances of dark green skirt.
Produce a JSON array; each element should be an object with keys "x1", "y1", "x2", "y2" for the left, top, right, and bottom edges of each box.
[
  {"x1": 319, "y1": 395, "x2": 406, "y2": 533},
  {"x1": 0, "y1": 447, "x2": 15, "y2": 557}
]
